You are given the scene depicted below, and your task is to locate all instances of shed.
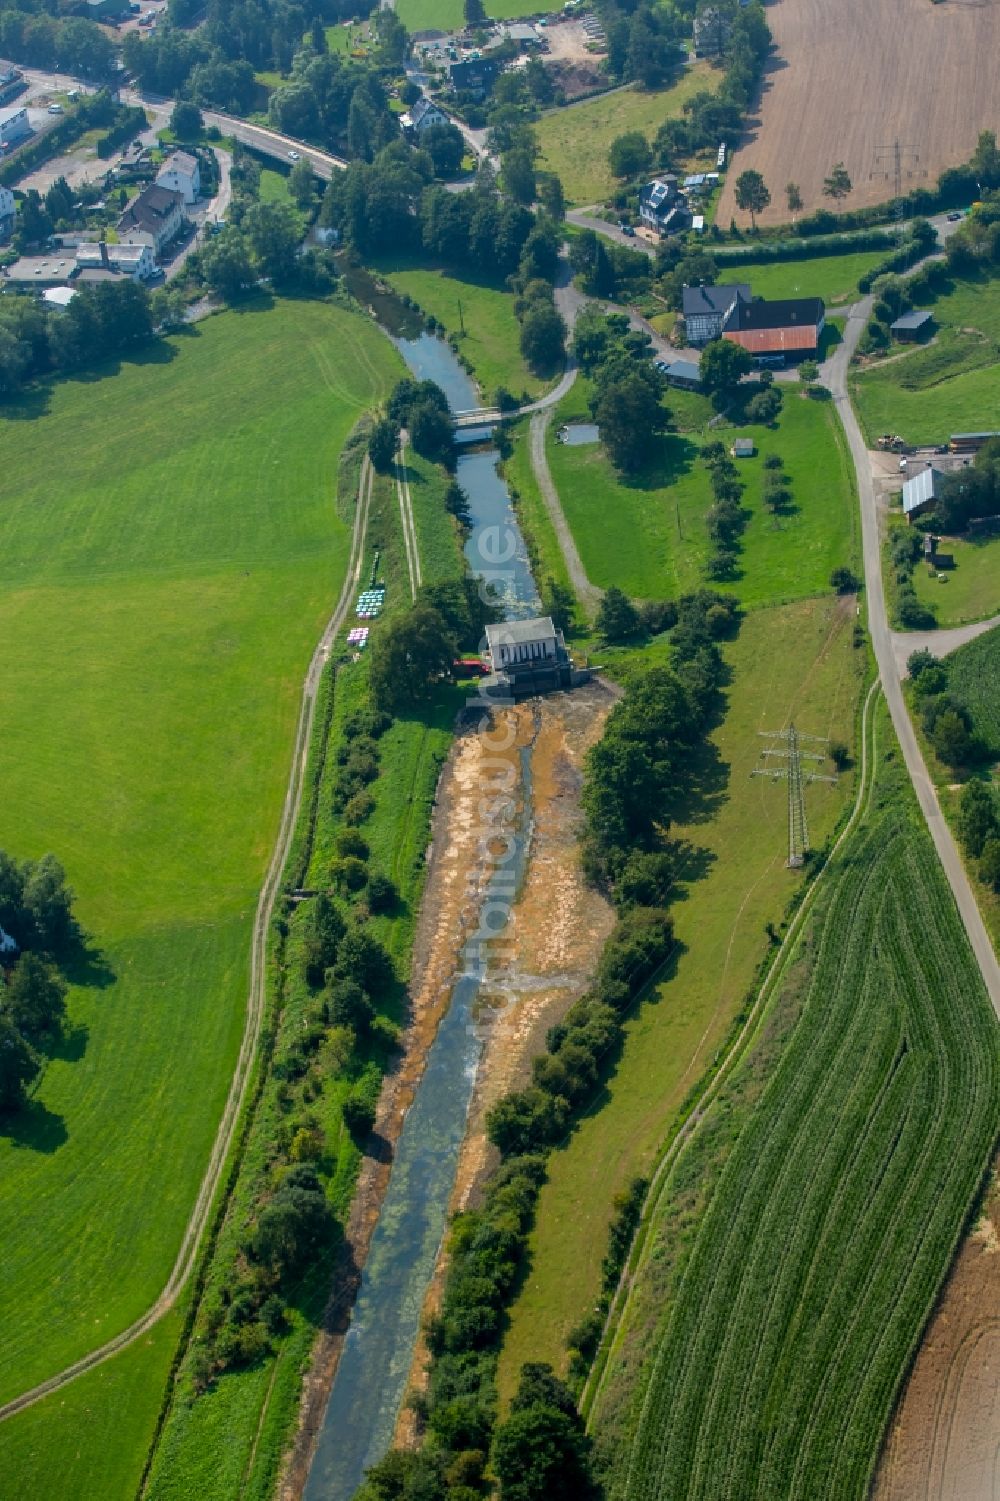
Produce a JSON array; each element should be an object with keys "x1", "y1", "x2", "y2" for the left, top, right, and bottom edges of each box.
[
  {"x1": 666, "y1": 359, "x2": 701, "y2": 390},
  {"x1": 42, "y1": 285, "x2": 77, "y2": 311},
  {"x1": 731, "y1": 437, "x2": 755, "y2": 458},
  {"x1": 890, "y1": 309, "x2": 933, "y2": 341},
  {"x1": 901, "y1": 466, "x2": 944, "y2": 520}
]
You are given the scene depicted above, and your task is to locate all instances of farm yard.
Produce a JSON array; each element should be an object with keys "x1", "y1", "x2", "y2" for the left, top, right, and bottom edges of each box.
[
  {"x1": 544, "y1": 383, "x2": 858, "y2": 606},
  {"x1": 590, "y1": 711, "x2": 1000, "y2": 1501},
  {"x1": 0, "y1": 300, "x2": 402, "y2": 1480},
  {"x1": 851, "y1": 267, "x2": 1000, "y2": 447},
  {"x1": 536, "y1": 67, "x2": 717, "y2": 207},
  {"x1": 910, "y1": 527, "x2": 1000, "y2": 628},
  {"x1": 716, "y1": 0, "x2": 1000, "y2": 229},
  {"x1": 497, "y1": 596, "x2": 864, "y2": 1397}
]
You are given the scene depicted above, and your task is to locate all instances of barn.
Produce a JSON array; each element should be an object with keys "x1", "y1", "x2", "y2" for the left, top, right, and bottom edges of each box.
[{"x1": 722, "y1": 297, "x2": 825, "y2": 360}]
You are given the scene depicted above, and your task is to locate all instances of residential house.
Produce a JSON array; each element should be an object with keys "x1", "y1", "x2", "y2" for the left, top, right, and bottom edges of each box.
[
  {"x1": 638, "y1": 177, "x2": 690, "y2": 236},
  {"x1": 0, "y1": 105, "x2": 31, "y2": 150},
  {"x1": 400, "y1": 96, "x2": 449, "y2": 136},
  {"x1": 682, "y1": 282, "x2": 750, "y2": 345},
  {"x1": 902, "y1": 466, "x2": 945, "y2": 521},
  {"x1": 76, "y1": 240, "x2": 157, "y2": 280},
  {"x1": 447, "y1": 56, "x2": 499, "y2": 98},
  {"x1": 155, "y1": 149, "x2": 200, "y2": 205},
  {"x1": 117, "y1": 183, "x2": 185, "y2": 256},
  {"x1": 84, "y1": 0, "x2": 126, "y2": 19},
  {"x1": 0, "y1": 65, "x2": 25, "y2": 107},
  {"x1": 722, "y1": 296, "x2": 825, "y2": 359},
  {"x1": 890, "y1": 308, "x2": 933, "y2": 341},
  {"x1": 0, "y1": 183, "x2": 14, "y2": 239}
]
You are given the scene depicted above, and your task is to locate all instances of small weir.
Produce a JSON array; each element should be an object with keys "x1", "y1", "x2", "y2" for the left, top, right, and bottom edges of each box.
[{"x1": 303, "y1": 289, "x2": 544, "y2": 1500}]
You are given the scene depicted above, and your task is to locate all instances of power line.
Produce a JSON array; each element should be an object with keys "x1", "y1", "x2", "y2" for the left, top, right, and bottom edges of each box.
[{"x1": 752, "y1": 724, "x2": 837, "y2": 868}]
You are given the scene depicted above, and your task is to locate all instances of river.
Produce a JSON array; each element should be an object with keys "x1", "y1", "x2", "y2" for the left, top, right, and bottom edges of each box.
[{"x1": 302, "y1": 305, "x2": 542, "y2": 1500}]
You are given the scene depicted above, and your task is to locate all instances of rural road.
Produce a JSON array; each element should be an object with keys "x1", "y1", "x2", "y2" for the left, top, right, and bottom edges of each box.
[
  {"x1": 889, "y1": 611, "x2": 1000, "y2": 680},
  {"x1": 529, "y1": 407, "x2": 602, "y2": 615},
  {"x1": 0, "y1": 457, "x2": 379, "y2": 1424},
  {"x1": 825, "y1": 303, "x2": 1000, "y2": 1019}
]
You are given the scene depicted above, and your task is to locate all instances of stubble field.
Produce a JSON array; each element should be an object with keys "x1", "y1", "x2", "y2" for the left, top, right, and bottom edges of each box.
[{"x1": 717, "y1": 0, "x2": 1000, "y2": 229}]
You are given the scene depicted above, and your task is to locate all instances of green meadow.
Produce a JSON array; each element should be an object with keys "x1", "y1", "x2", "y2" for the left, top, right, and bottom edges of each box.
[
  {"x1": 547, "y1": 384, "x2": 858, "y2": 606},
  {"x1": 0, "y1": 299, "x2": 402, "y2": 1424},
  {"x1": 717, "y1": 248, "x2": 887, "y2": 306},
  {"x1": 851, "y1": 266, "x2": 1000, "y2": 444}
]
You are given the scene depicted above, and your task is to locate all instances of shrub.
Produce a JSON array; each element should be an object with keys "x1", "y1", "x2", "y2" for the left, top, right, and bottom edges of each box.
[{"x1": 367, "y1": 872, "x2": 399, "y2": 913}]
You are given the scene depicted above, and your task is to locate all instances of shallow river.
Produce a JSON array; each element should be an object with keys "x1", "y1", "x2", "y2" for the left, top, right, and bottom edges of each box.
[{"x1": 303, "y1": 315, "x2": 542, "y2": 1500}]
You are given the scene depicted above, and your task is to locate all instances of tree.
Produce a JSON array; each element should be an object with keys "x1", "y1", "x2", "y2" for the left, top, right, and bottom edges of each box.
[
  {"x1": 368, "y1": 417, "x2": 399, "y2": 473},
  {"x1": 248, "y1": 1168, "x2": 333, "y2": 1278},
  {"x1": 302, "y1": 891, "x2": 345, "y2": 988},
  {"x1": 289, "y1": 156, "x2": 315, "y2": 211},
  {"x1": 970, "y1": 129, "x2": 1000, "y2": 191},
  {"x1": 592, "y1": 367, "x2": 667, "y2": 471},
  {"x1": 700, "y1": 337, "x2": 752, "y2": 404},
  {"x1": 423, "y1": 123, "x2": 464, "y2": 179},
  {"x1": 537, "y1": 172, "x2": 565, "y2": 222},
  {"x1": 734, "y1": 169, "x2": 770, "y2": 229},
  {"x1": 2, "y1": 953, "x2": 66, "y2": 1044},
  {"x1": 745, "y1": 385, "x2": 782, "y2": 424},
  {"x1": 596, "y1": 586, "x2": 640, "y2": 643},
  {"x1": 830, "y1": 566, "x2": 860, "y2": 594},
  {"x1": 932, "y1": 708, "x2": 972, "y2": 767},
  {"x1": 369, "y1": 603, "x2": 457, "y2": 711},
  {"x1": 170, "y1": 100, "x2": 203, "y2": 140},
  {"x1": 609, "y1": 131, "x2": 652, "y2": 181},
  {"x1": 980, "y1": 836, "x2": 1000, "y2": 892},
  {"x1": 0, "y1": 1015, "x2": 39, "y2": 1115},
  {"x1": 503, "y1": 148, "x2": 536, "y2": 206},
  {"x1": 491, "y1": 1369, "x2": 598, "y2": 1501},
  {"x1": 200, "y1": 226, "x2": 255, "y2": 299},
  {"x1": 958, "y1": 780, "x2": 998, "y2": 858},
  {"x1": 409, "y1": 400, "x2": 454, "y2": 467},
  {"x1": 798, "y1": 358, "x2": 819, "y2": 383},
  {"x1": 785, "y1": 181, "x2": 802, "y2": 215},
  {"x1": 542, "y1": 576, "x2": 575, "y2": 634},
  {"x1": 519, "y1": 303, "x2": 566, "y2": 374},
  {"x1": 823, "y1": 162, "x2": 852, "y2": 203},
  {"x1": 244, "y1": 201, "x2": 301, "y2": 284},
  {"x1": 21, "y1": 854, "x2": 73, "y2": 953},
  {"x1": 465, "y1": 0, "x2": 486, "y2": 23}
]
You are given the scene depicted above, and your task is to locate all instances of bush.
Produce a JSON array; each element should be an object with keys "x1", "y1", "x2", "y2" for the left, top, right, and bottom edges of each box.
[
  {"x1": 830, "y1": 566, "x2": 861, "y2": 593},
  {"x1": 343, "y1": 1089, "x2": 377, "y2": 1140},
  {"x1": 367, "y1": 872, "x2": 398, "y2": 913}
]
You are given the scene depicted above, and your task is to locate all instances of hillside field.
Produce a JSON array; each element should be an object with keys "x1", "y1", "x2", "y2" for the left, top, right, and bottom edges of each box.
[
  {"x1": 546, "y1": 384, "x2": 858, "y2": 605},
  {"x1": 718, "y1": 248, "x2": 887, "y2": 306},
  {"x1": 592, "y1": 707, "x2": 999, "y2": 1501},
  {"x1": 717, "y1": 0, "x2": 1000, "y2": 228},
  {"x1": 0, "y1": 300, "x2": 402, "y2": 1428},
  {"x1": 851, "y1": 267, "x2": 1000, "y2": 446},
  {"x1": 497, "y1": 595, "x2": 864, "y2": 1395},
  {"x1": 536, "y1": 68, "x2": 717, "y2": 207}
]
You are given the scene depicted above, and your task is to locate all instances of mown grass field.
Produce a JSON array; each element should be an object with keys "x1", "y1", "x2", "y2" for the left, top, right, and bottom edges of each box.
[
  {"x1": 536, "y1": 68, "x2": 717, "y2": 206},
  {"x1": 259, "y1": 166, "x2": 293, "y2": 204},
  {"x1": 396, "y1": 0, "x2": 557, "y2": 28},
  {"x1": 717, "y1": 248, "x2": 888, "y2": 306},
  {"x1": 369, "y1": 255, "x2": 553, "y2": 402},
  {"x1": 0, "y1": 301, "x2": 403, "y2": 1486},
  {"x1": 910, "y1": 527, "x2": 1000, "y2": 627},
  {"x1": 851, "y1": 266, "x2": 1000, "y2": 445},
  {"x1": 497, "y1": 596, "x2": 865, "y2": 1396},
  {"x1": 594, "y1": 713, "x2": 999, "y2": 1501},
  {"x1": 547, "y1": 384, "x2": 857, "y2": 605}
]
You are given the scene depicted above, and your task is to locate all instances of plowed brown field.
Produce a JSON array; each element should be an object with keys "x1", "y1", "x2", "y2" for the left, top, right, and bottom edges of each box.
[
  {"x1": 871, "y1": 1164, "x2": 1000, "y2": 1501},
  {"x1": 717, "y1": 0, "x2": 1000, "y2": 230}
]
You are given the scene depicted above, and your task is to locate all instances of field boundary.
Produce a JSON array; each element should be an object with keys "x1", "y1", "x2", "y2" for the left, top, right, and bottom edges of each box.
[
  {"x1": 0, "y1": 456, "x2": 378, "y2": 1426},
  {"x1": 581, "y1": 675, "x2": 880, "y2": 1420}
]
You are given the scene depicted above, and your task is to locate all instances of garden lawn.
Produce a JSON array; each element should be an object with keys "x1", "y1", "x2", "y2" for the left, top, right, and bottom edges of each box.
[
  {"x1": 717, "y1": 248, "x2": 888, "y2": 307},
  {"x1": 911, "y1": 528, "x2": 1000, "y2": 626},
  {"x1": 850, "y1": 266, "x2": 1000, "y2": 445},
  {"x1": 370, "y1": 254, "x2": 553, "y2": 402},
  {"x1": 0, "y1": 300, "x2": 402, "y2": 1417},
  {"x1": 259, "y1": 166, "x2": 292, "y2": 204},
  {"x1": 536, "y1": 67, "x2": 717, "y2": 206},
  {"x1": 548, "y1": 385, "x2": 857, "y2": 606},
  {"x1": 497, "y1": 595, "x2": 865, "y2": 1398}
]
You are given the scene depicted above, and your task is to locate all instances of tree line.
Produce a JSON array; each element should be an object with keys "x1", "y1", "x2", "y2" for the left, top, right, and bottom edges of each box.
[
  {"x1": 356, "y1": 590, "x2": 741, "y2": 1501},
  {"x1": 0, "y1": 853, "x2": 76, "y2": 1115}
]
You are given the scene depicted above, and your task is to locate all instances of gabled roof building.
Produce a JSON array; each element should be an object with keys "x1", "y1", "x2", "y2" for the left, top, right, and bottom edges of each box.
[
  {"x1": 722, "y1": 295, "x2": 825, "y2": 356},
  {"x1": 682, "y1": 282, "x2": 750, "y2": 344}
]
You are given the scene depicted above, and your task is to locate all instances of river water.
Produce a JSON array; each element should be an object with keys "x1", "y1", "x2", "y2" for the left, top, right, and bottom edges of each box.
[{"x1": 302, "y1": 309, "x2": 542, "y2": 1501}]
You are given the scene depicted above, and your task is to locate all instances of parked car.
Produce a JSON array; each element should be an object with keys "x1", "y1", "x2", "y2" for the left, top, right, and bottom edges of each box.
[
  {"x1": 654, "y1": 359, "x2": 670, "y2": 373},
  {"x1": 946, "y1": 211, "x2": 962, "y2": 221},
  {"x1": 47, "y1": 103, "x2": 64, "y2": 114},
  {"x1": 618, "y1": 222, "x2": 635, "y2": 236}
]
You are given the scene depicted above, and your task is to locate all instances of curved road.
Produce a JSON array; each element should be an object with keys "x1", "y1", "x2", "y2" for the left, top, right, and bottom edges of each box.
[
  {"x1": 0, "y1": 459, "x2": 378, "y2": 1424},
  {"x1": 825, "y1": 303, "x2": 1000, "y2": 1018}
]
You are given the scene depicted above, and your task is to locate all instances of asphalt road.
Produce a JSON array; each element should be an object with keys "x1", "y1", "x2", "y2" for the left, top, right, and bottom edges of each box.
[{"x1": 825, "y1": 302, "x2": 1000, "y2": 1019}]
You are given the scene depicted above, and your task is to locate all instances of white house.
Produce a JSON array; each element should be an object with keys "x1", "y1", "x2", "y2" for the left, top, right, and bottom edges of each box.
[
  {"x1": 76, "y1": 240, "x2": 157, "y2": 280},
  {"x1": 156, "y1": 149, "x2": 200, "y2": 205},
  {"x1": 0, "y1": 183, "x2": 14, "y2": 238},
  {"x1": 117, "y1": 183, "x2": 186, "y2": 256},
  {"x1": 400, "y1": 96, "x2": 449, "y2": 136},
  {"x1": 0, "y1": 105, "x2": 31, "y2": 150}
]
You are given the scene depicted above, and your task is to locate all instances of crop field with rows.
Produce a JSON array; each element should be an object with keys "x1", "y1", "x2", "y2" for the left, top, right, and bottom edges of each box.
[
  {"x1": 598, "y1": 738, "x2": 999, "y2": 1501},
  {"x1": 945, "y1": 623, "x2": 1000, "y2": 755}
]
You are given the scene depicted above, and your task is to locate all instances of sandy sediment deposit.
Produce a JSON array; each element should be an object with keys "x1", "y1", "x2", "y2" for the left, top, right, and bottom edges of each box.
[
  {"x1": 395, "y1": 679, "x2": 618, "y2": 1443},
  {"x1": 871, "y1": 1161, "x2": 1000, "y2": 1501},
  {"x1": 282, "y1": 679, "x2": 616, "y2": 1493}
]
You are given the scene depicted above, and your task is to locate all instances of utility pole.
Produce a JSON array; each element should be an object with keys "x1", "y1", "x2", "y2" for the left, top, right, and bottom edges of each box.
[
  {"x1": 752, "y1": 724, "x2": 837, "y2": 868},
  {"x1": 872, "y1": 142, "x2": 922, "y2": 218}
]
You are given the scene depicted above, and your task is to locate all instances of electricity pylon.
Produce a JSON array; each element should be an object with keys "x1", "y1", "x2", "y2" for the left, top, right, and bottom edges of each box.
[{"x1": 752, "y1": 724, "x2": 837, "y2": 868}]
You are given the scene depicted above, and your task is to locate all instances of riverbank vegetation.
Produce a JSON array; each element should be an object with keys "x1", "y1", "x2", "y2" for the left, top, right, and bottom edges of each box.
[
  {"x1": 0, "y1": 301, "x2": 402, "y2": 1497},
  {"x1": 591, "y1": 710, "x2": 999, "y2": 1501}
]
